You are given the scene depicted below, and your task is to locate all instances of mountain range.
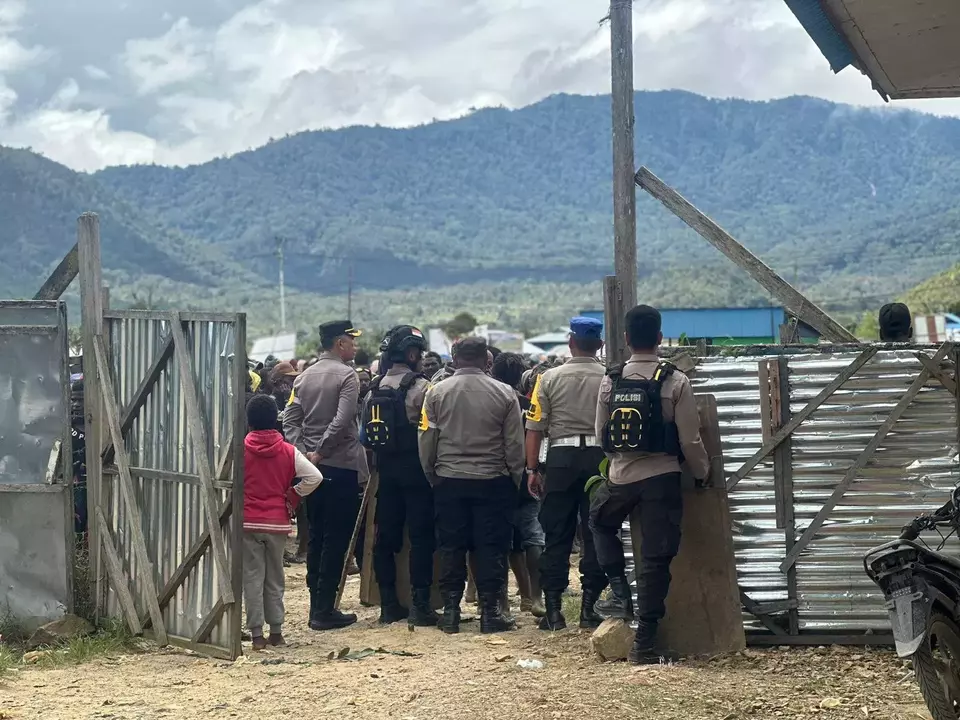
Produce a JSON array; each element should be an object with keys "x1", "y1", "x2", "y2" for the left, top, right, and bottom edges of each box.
[{"x1": 4, "y1": 90, "x2": 960, "y2": 336}]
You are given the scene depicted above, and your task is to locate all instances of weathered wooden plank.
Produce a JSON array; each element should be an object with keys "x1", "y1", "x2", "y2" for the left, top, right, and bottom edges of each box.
[
  {"x1": 740, "y1": 589, "x2": 788, "y2": 636},
  {"x1": 93, "y1": 335, "x2": 168, "y2": 646},
  {"x1": 215, "y1": 430, "x2": 234, "y2": 482},
  {"x1": 748, "y1": 633, "x2": 893, "y2": 647},
  {"x1": 769, "y1": 360, "x2": 788, "y2": 530},
  {"x1": 727, "y1": 348, "x2": 878, "y2": 491},
  {"x1": 102, "y1": 332, "x2": 174, "y2": 465},
  {"x1": 915, "y1": 352, "x2": 957, "y2": 395},
  {"x1": 96, "y1": 507, "x2": 143, "y2": 635},
  {"x1": 635, "y1": 167, "x2": 857, "y2": 343},
  {"x1": 758, "y1": 360, "x2": 774, "y2": 445},
  {"x1": 749, "y1": 599, "x2": 798, "y2": 615},
  {"x1": 780, "y1": 343, "x2": 954, "y2": 572},
  {"x1": 78, "y1": 213, "x2": 105, "y2": 622},
  {"x1": 146, "y1": 495, "x2": 232, "y2": 627},
  {"x1": 774, "y1": 356, "x2": 800, "y2": 636},
  {"x1": 192, "y1": 598, "x2": 227, "y2": 645},
  {"x1": 228, "y1": 312, "x2": 247, "y2": 659},
  {"x1": 34, "y1": 243, "x2": 79, "y2": 300},
  {"x1": 603, "y1": 275, "x2": 628, "y2": 365},
  {"x1": 169, "y1": 314, "x2": 234, "y2": 604}
]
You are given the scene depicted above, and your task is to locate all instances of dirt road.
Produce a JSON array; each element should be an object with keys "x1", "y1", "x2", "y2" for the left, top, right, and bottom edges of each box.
[{"x1": 0, "y1": 563, "x2": 933, "y2": 720}]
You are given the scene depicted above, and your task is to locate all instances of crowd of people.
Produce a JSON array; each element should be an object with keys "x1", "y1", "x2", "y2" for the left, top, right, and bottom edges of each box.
[{"x1": 239, "y1": 305, "x2": 716, "y2": 664}]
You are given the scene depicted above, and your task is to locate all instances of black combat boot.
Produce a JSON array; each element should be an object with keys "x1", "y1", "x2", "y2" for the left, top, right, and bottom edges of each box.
[
  {"x1": 628, "y1": 621, "x2": 679, "y2": 665},
  {"x1": 438, "y1": 591, "x2": 462, "y2": 634},
  {"x1": 537, "y1": 590, "x2": 566, "y2": 631},
  {"x1": 480, "y1": 592, "x2": 517, "y2": 634},
  {"x1": 578, "y1": 587, "x2": 605, "y2": 629},
  {"x1": 309, "y1": 589, "x2": 358, "y2": 631},
  {"x1": 411, "y1": 587, "x2": 439, "y2": 627},
  {"x1": 378, "y1": 585, "x2": 409, "y2": 625},
  {"x1": 308, "y1": 589, "x2": 323, "y2": 627},
  {"x1": 499, "y1": 587, "x2": 516, "y2": 626},
  {"x1": 606, "y1": 576, "x2": 635, "y2": 620}
]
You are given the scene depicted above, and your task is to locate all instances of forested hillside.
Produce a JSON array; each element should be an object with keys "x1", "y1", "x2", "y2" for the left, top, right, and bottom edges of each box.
[
  {"x1": 95, "y1": 91, "x2": 960, "y2": 310},
  {"x1": 5, "y1": 90, "x2": 960, "y2": 335}
]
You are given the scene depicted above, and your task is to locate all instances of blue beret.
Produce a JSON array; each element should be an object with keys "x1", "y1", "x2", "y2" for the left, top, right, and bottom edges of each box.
[{"x1": 570, "y1": 316, "x2": 603, "y2": 339}]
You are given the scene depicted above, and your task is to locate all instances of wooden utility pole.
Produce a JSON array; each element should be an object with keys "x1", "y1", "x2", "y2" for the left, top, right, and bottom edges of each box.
[{"x1": 610, "y1": 0, "x2": 637, "y2": 361}]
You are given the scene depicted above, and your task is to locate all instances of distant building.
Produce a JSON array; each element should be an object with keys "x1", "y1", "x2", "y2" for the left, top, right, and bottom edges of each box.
[
  {"x1": 526, "y1": 331, "x2": 573, "y2": 353},
  {"x1": 577, "y1": 307, "x2": 820, "y2": 346},
  {"x1": 249, "y1": 333, "x2": 297, "y2": 363},
  {"x1": 947, "y1": 313, "x2": 960, "y2": 342}
]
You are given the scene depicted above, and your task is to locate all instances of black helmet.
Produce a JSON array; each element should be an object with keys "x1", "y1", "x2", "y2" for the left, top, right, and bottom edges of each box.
[
  {"x1": 379, "y1": 325, "x2": 406, "y2": 353},
  {"x1": 386, "y1": 325, "x2": 427, "y2": 356}
]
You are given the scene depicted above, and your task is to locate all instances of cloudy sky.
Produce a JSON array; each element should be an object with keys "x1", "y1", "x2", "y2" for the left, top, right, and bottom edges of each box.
[{"x1": 2, "y1": 0, "x2": 958, "y2": 172}]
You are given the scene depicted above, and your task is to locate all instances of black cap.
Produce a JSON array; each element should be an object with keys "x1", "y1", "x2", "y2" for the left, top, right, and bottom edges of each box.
[
  {"x1": 386, "y1": 325, "x2": 427, "y2": 354},
  {"x1": 319, "y1": 320, "x2": 361, "y2": 342},
  {"x1": 879, "y1": 303, "x2": 912, "y2": 342}
]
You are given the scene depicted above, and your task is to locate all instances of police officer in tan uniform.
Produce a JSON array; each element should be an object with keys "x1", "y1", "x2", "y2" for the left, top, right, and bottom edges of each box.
[
  {"x1": 284, "y1": 320, "x2": 364, "y2": 631},
  {"x1": 418, "y1": 337, "x2": 525, "y2": 634},
  {"x1": 362, "y1": 326, "x2": 439, "y2": 627},
  {"x1": 591, "y1": 305, "x2": 709, "y2": 664},
  {"x1": 525, "y1": 317, "x2": 608, "y2": 631}
]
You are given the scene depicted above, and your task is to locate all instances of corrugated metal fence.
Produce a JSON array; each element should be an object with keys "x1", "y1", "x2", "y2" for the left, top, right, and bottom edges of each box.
[
  {"x1": 688, "y1": 347, "x2": 958, "y2": 639},
  {"x1": 97, "y1": 311, "x2": 246, "y2": 658}
]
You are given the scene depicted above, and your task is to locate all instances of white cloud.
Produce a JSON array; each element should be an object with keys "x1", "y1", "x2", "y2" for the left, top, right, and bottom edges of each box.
[{"x1": 0, "y1": 0, "x2": 958, "y2": 172}]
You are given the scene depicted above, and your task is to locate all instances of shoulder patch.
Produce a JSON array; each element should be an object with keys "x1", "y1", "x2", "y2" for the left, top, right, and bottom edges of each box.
[
  {"x1": 526, "y1": 375, "x2": 543, "y2": 423},
  {"x1": 286, "y1": 388, "x2": 297, "y2": 407},
  {"x1": 418, "y1": 405, "x2": 430, "y2": 432}
]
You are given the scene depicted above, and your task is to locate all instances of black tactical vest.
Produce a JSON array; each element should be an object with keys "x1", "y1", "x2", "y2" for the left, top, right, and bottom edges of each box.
[
  {"x1": 362, "y1": 373, "x2": 419, "y2": 455},
  {"x1": 601, "y1": 361, "x2": 680, "y2": 455}
]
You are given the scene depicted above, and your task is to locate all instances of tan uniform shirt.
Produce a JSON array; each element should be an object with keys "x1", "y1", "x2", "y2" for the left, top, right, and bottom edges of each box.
[
  {"x1": 284, "y1": 352, "x2": 363, "y2": 471},
  {"x1": 525, "y1": 357, "x2": 604, "y2": 438},
  {"x1": 595, "y1": 353, "x2": 709, "y2": 484},
  {"x1": 418, "y1": 368, "x2": 525, "y2": 486}
]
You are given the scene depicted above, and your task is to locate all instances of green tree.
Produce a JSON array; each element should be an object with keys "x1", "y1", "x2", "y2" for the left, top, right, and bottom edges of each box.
[{"x1": 444, "y1": 312, "x2": 478, "y2": 339}]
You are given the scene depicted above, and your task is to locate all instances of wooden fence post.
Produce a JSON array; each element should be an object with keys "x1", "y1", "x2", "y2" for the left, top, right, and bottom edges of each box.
[{"x1": 77, "y1": 213, "x2": 104, "y2": 620}]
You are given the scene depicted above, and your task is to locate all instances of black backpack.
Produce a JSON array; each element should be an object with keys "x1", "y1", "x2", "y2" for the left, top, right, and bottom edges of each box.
[
  {"x1": 601, "y1": 361, "x2": 680, "y2": 455},
  {"x1": 362, "y1": 373, "x2": 419, "y2": 454}
]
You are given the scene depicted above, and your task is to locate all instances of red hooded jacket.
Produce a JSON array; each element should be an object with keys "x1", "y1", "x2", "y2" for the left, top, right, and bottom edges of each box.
[{"x1": 243, "y1": 430, "x2": 298, "y2": 534}]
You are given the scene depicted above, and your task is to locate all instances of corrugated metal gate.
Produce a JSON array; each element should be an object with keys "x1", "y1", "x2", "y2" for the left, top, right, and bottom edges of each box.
[
  {"x1": 684, "y1": 345, "x2": 959, "y2": 642},
  {"x1": 0, "y1": 301, "x2": 73, "y2": 628},
  {"x1": 92, "y1": 310, "x2": 246, "y2": 659}
]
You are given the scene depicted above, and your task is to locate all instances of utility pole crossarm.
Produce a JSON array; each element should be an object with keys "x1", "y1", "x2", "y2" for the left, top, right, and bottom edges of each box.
[{"x1": 634, "y1": 167, "x2": 858, "y2": 344}]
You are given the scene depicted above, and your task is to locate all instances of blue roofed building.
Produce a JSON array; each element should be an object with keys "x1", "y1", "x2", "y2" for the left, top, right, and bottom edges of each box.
[{"x1": 578, "y1": 307, "x2": 819, "y2": 347}]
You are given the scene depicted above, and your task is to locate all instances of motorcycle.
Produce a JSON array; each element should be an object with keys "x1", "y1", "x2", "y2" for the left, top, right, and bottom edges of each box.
[{"x1": 865, "y1": 486, "x2": 960, "y2": 720}]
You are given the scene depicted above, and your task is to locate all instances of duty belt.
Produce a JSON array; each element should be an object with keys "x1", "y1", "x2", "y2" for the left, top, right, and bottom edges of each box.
[
  {"x1": 549, "y1": 434, "x2": 600, "y2": 451},
  {"x1": 539, "y1": 436, "x2": 600, "y2": 463}
]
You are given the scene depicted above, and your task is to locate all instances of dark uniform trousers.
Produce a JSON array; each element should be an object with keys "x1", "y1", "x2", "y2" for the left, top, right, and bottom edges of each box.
[
  {"x1": 539, "y1": 445, "x2": 608, "y2": 594},
  {"x1": 373, "y1": 457, "x2": 436, "y2": 589},
  {"x1": 434, "y1": 476, "x2": 516, "y2": 595},
  {"x1": 306, "y1": 465, "x2": 361, "y2": 599},
  {"x1": 589, "y1": 472, "x2": 683, "y2": 626}
]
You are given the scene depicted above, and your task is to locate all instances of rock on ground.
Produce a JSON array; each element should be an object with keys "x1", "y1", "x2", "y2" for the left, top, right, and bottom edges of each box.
[
  {"x1": 590, "y1": 618, "x2": 634, "y2": 661},
  {"x1": 27, "y1": 614, "x2": 94, "y2": 650}
]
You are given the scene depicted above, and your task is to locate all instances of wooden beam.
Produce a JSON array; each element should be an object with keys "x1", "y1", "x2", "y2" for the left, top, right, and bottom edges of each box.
[
  {"x1": 147, "y1": 495, "x2": 232, "y2": 627},
  {"x1": 915, "y1": 352, "x2": 957, "y2": 396},
  {"x1": 169, "y1": 314, "x2": 234, "y2": 604},
  {"x1": 740, "y1": 589, "x2": 787, "y2": 636},
  {"x1": 635, "y1": 167, "x2": 858, "y2": 344},
  {"x1": 603, "y1": 275, "x2": 629, "y2": 364},
  {"x1": 102, "y1": 332, "x2": 174, "y2": 465},
  {"x1": 78, "y1": 213, "x2": 105, "y2": 622},
  {"x1": 93, "y1": 335, "x2": 168, "y2": 646},
  {"x1": 95, "y1": 507, "x2": 143, "y2": 636},
  {"x1": 192, "y1": 598, "x2": 227, "y2": 645},
  {"x1": 748, "y1": 633, "x2": 893, "y2": 647},
  {"x1": 774, "y1": 356, "x2": 800, "y2": 636},
  {"x1": 215, "y1": 431, "x2": 234, "y2": 482},
  {"x1": 727, "y1": 348, "x2": 878, "y2": 491},
  {"x1": 34, "y1": 243, "x2": 79, "y2": 300},
  {"x1": 780, "y1": 343, "x2": 953, "y2": 572}
]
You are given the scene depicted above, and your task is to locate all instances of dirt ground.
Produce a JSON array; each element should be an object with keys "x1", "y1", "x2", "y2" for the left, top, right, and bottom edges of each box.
[{"x1": 0, "y1": 560, "x2": 936, "y2": 720}]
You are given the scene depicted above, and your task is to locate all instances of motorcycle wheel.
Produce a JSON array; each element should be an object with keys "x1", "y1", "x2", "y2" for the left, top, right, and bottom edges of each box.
[{"x1": 914, "y1": 612, "x2": 960, "y2": 720}]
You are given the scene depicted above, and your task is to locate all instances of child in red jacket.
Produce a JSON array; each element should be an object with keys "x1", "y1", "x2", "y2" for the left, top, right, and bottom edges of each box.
[{"x1": 244, "y1": 395, "x2": 322, "y2": 649}]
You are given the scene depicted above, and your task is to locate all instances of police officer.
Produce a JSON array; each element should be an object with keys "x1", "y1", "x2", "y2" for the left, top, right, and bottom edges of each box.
[
  {"x1": 525, "y1": 317, "x2": 608, "y2": 631},
  {"x1": 363, "y1": 325, "x2": 439, "y2": 626},
  {"x1": 418, "y1": 337, "x2": 525, "y2": 634},
  {"x1": 590, "y1": 305, "x2": 709, "y2": 664},
  {"x1": 284, "y1": 320, "x2": 364, "y2": 630}
]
